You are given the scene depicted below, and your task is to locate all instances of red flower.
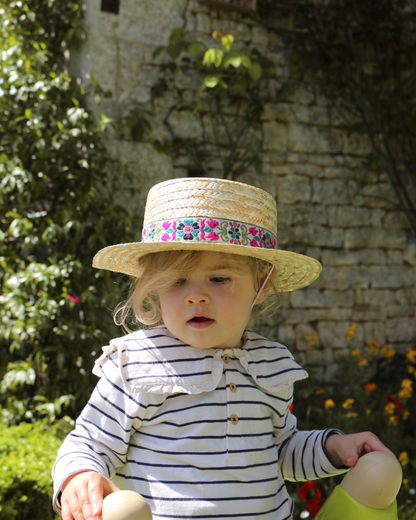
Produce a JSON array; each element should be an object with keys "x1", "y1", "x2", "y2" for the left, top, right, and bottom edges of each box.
[
  {"x1": 385, "y1": 394, "x2": 404, "y2": 414},
  {"x1": 68, "y1": 295, "x2": 81, "y2": 306},
  {"x1": 298, "y1": 481, "x2": 322, "y2": 517},
  {"x1": 289, "y1": 403, "x2": 294, "y2": 413}
]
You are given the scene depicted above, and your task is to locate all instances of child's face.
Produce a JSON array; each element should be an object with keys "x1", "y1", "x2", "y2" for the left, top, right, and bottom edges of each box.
[{"x1": 158, "y1": 252, "x2": 259, "y2": 349}]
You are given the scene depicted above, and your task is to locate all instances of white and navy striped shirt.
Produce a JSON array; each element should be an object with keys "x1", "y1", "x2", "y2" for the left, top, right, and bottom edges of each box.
[{"x1": 53, "y1": 326, "x2": 347, "y2": 519}]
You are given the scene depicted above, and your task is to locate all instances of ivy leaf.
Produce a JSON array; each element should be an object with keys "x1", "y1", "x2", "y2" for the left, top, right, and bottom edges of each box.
[
  {"x1": 221, "y1": 34, "x2": 234, "y2": 52},
  {"x1": 203, "y1": 75, "x2": 220, "y2": 88},
  {"x1": 203, "y1": 48, "x2": 224, "y2": 68},
  {"x1": 223, "y1": 51, "x2": 242, "y2": 69},
  {"x1": 249, "y1": 62, "x2": 262, "y2": 82}
]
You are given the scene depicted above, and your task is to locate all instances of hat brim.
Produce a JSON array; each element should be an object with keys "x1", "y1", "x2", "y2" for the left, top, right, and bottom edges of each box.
[{"x1": 92, "y1": 241, "x2": 321, "y2": 292}]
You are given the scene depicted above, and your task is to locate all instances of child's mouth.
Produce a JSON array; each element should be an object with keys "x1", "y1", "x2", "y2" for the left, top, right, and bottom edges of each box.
[{"x1": 188, "y1": 316, "x2": 214, "y2": 328}]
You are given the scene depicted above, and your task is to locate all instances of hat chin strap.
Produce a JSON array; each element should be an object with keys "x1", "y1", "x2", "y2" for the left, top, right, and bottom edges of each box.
[{"x1": 250, "y1": 266, "x2": 275, "y2": 311}]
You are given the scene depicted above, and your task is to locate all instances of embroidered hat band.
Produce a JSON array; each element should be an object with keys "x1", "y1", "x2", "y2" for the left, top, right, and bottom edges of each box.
[{"x1": 93, "y1": 177, "x2": 322, "y2": 292}]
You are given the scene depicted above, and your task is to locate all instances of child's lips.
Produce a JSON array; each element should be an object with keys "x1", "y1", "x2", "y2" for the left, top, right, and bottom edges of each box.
[{"x1": 187, "y1": 315, "x2": 215, "y2": 328}]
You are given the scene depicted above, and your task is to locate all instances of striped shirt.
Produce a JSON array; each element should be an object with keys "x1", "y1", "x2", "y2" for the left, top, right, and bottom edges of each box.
[{"x1": 52, "y1": 326, "x2": 347, "y2": 519}]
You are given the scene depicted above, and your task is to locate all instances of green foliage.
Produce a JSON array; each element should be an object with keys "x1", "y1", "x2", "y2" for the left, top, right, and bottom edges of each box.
[
  {"x1": 289, "y1": 328, "x2": 416, "y2": 515},
  {"x1": 0, "y1": 419, "x2": 72, "y2": 519},
  {"x1": 141, "y1": 28, "x2": 284, "y2": 180},
  {"x1": 0, "y1": 0, "x2": 137, "y2": 423}
]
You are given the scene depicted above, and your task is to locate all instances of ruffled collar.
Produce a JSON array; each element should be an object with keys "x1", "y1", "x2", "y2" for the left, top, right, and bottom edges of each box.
[{"x1": 93, "y1": 326, "x2": 308, "y2": 394}]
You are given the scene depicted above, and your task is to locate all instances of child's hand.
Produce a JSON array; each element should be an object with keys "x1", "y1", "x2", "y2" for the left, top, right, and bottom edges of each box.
[
  {"x1": 61, "y1": 470, "x2": 120, "y2": 520},
  {"x1": 325, "y1": 431, "x2": 396, "y2": 468}
]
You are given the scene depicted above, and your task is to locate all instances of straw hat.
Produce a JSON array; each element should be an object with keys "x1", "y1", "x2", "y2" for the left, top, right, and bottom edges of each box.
[{"x1": 93, "y1": 177, "x2": 321, "y2": 292}]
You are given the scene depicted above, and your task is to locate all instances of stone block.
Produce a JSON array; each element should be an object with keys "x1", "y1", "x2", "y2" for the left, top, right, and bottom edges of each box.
[
  {"x1": 277, "y1": 225, "x2": 293, "y2": 247},
  {"x1": 283, "y1": 309, "x2": 308, "y2": 325},
  {"x1": 383, "y1": 211, "x2": 409, "y2": 229},
  {"x1": 321, "y1": 249, "x2": 386, "y2": 266},
  {"x1": 344, "y1": 228, "x2": 407, "y2": 249},
  {"x1": 327, "y1": 206, "x2": 384, "y2": 227},
  {"x1": 293, "y1": 204, "x2": 327, "y2": 226},
  {"x1": 395, "y1": 288, "x2": 416, "y2": 305},
  {"x1": 277, "y1": 325, "x2": 295, "y2": 348},
  {"x1": 403, "y1": 242, "x2": 416, "y2": 266},
  {"x1": 305, "y1": 247, "x2": 322, "y2": 262},
  {"x1": 276, "y1": 203, "x2": 294, "y2": 226},
  {"x1": 323, "y1": 166, "x2": 357, "y2": 180},
  {"x1": 387, "y1": 250, "x2": 403, "y2": 265},
  {"x1": 371, "y1": 266, "x2": 415, "y2": 289},
  {"x1": 287, "y1": 123, "x2": 343, "y2": 154},
  {"x1": 312, "y1": 179, "x2": 350, "y2": 205},
  {"x1": 386, "y1": 317, "x2": 416, "y2": 343},
  {"x1": 252, "y1": 25, "x2": 269, "y2": 46},
  {"x1": 386, "y1": 305, "x2": 414, "y2": 318},
  {"x1": 349, "y1": 181, "x2": 396, "y2": 209},
  {"x1": 363, "y1": 321, "x2": 386, "y2": 346},
  {"x1": 277, "y1": 175, "x2": 311, "y2": 204},
  {"x1": 343, "y1": 132, "x2": 372, "y2": 156},
  {"x1": 317, "y1": 321, "x2": 350, "y2": 349},
  {"x1": 290, "y1": 289, "x2": 325, "y2": 308},
  {"x1": 311, "y1": 266, "x2": 339, "y2": 290},
  {"x1": 352, "y1": 307, "x2": 386, "y2": 321},
  {"x1": 307, "y1": 348, "x2": 334, "y2": 366},
  {"x1": 337, "y1": 266, "x2": 371, "y2": 290},
  {"x1": 293, "y1": 225, "x2": 344, "y2": 248},
  {"x1": 196, "y1": 13, "x2": 211, "y2": 33},
  {"x1": 275, "y1": 163, "x2": 323, "y2": 178},
  {"x1": 306, "y1": 308, "x2": 353, "y2": 321},
  {"x1": 323, "y1": 290, "x2": 355, "y2": 307},
  {"x1": 170, "y1": 111, "x2": 203, "y2": 139},
  {"x1": 263, "y1": 121, "x2": 287, "y2": 153},
  {"x1": 363, "y1": 290, "x2": 395, "y2": 307}
]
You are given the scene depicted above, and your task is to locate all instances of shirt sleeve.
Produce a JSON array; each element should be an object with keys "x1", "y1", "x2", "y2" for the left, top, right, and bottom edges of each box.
[
  {"x1": 51, "y1": 348, "x2": 146, "y2": 514},
  {"x1": 272, "y1": 389, "x2": 348, "y2": 482}
]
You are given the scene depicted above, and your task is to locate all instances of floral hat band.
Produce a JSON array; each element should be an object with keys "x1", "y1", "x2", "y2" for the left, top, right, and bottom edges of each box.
[
  {"x1": 142, "y1": 217, "x2": 277, "y2": 250},
  {"x1": 93, "y1": 177, "x2": 322, "y2": 292}
]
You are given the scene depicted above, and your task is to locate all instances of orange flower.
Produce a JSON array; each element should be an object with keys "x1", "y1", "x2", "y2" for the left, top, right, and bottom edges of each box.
[
  {"x1": 406, "y1": 348, "x2": 416, "y2": 364},
  {"x1": 365, "y1": 383, "x2": 377, "y2": 392},
  {"x1": 358, "y1": 358, "x2": 367, "y2": 366},
  {"x1": 389, "y1": 415, "x2": 399, "y2": 426},
  {"x1": 384, "y1": 402, "x2": 395, "y2": 415},
  {"x1": 399, "y1": 452, "x2": 409, "y2": 466},
  {"x1": 347, "y1": 322, "x2": 356, "y2": 341},
  {"x1": 342, "y1": 398, "x2": 354, "y2": 409},
  {"x1": 381, "y1": 346, "x2": 395, "y2": 360},
  {"x1": 325, "y1": 399, "x2": 335, "y2": 410},
  {"x1": 367, "y1": 339, "x2": 381, "y2": 356},
  {"x1": 306, "y1": 330, "x2": 319, "y2": 346},
  {"x1": 352, "y1": 349, "x2": 361, "y2": 357},
  {"x1": 366, "y1": 409, "x2": 372, "y2": 415},
  {"x1": 398, "y1": 379, "x2": 413, "y2": 400},
  {"x1": 316, "y1": 388, "x2": 325, "y2": 395}
]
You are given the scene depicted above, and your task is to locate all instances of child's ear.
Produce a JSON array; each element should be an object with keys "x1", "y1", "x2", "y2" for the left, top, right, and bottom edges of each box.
[{"x1": 254, "y1": 277, "x2": 272, "y2": 304}]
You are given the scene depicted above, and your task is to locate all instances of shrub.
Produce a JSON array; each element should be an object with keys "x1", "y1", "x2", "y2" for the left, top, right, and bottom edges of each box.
[{"x1": 0, "y1": 419, "x2": 72, "y2": 519}]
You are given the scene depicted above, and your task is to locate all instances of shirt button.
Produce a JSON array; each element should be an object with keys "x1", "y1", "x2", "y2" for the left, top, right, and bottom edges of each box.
[
  {"x1": 230, "y1": 414, "x2": 239, "y2": 425},
  {"x1": 223, "y1": 354, "x2": 229, "y2": 363},
  {"x1": 230, "y1": 383, "x2": 237, "y2": 392}
]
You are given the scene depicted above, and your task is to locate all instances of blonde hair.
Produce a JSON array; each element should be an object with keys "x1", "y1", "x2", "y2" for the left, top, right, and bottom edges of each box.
[{"x1": 114, "y1": 250, "x2": 281, "y2": 331}]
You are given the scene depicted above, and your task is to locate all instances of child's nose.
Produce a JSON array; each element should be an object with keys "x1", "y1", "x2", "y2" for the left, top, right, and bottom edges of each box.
[{"x1": 185, "y1": 282, "x2": 210, "y2": 305}]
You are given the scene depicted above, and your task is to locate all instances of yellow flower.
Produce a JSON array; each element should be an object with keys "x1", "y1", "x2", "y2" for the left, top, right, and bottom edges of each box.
[
  {"x1": 316, "y1": 388, "x2": 325, "y2": 395},
  {"x1": 408, "y1": 365, "x2": 415, "y2": 375},
  {"x1": 403, "y1": 410, "x2": 410, "y2": 420},
  {"x1": 351, "y1": 349, "x2": 361, "y2": 357},
  {"x1": 358, "y1": 358, "x2": 367, "y2": 366},
  {"x1": 402, "y1": 479, "x2": 409, "y2": 490},
  {"x1": 346, "y1": 411, "x2": 357, "y2": 418},
  {"x1": 384, "y1": 402, "x2": 395, "y2": 415},
  {"x1": 381, "y1": 346, "x2": 395, "y2": 360},
  {"x1": 398, "y1": 379, "x2": 413, "y2": 400},
  {"x1": 406, "y1": 348, "x2": 416, "y2": 364},
  {"x1": 306, "y1": 330, "x2": 319, "y2": 346},
  {"x1": 399, "y1": 452, "x2": 409, "y2": 467},
  {"x1": 367, "y1": 339, "x2": 381, "y2": 356},
  {"x1": 325, "y1": 399, "x2": 335, "y2": 409},
  {"x1": 347, "y1": 322, "x2": 356, "y2": 341},
  {"x1": 342, "y1": 398, "x2": 354, "y2": 409},
  {"x1": 366, "y1": 409, "x2": 372, "y2": 415}
]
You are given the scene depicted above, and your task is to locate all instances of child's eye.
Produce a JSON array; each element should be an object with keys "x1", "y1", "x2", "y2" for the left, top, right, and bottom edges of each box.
[
  {"x1": 211, "y1": 276, "x2": 230, "y2": 284},
  {"x1": 172, "y1": 278, "x2": 186, "y2": 286}
]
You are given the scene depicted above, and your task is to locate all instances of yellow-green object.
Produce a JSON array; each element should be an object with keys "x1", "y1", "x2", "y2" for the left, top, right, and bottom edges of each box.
[{"x1": 314, "y1": 485, "x2": 399, "y2": 520}]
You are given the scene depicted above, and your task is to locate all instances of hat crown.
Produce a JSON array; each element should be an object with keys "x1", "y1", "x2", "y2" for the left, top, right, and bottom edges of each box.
[{"x1": 144, "y1": 178, "x2": 277, "y2": 234}]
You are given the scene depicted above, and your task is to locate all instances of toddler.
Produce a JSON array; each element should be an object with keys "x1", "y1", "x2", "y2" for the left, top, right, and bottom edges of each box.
[{"x1": 53, "y1": 177, "x2": 394, "y2": 520}]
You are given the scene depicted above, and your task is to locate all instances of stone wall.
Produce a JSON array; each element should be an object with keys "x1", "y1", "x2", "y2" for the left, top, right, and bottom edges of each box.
[{"x1": 72, "y1": 0, "x2": 416, "y2": 379}]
